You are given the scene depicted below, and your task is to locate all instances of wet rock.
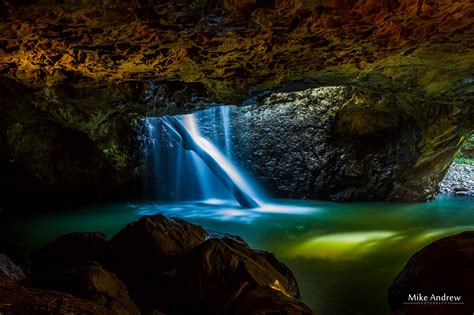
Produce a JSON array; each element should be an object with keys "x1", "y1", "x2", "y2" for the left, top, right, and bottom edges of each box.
[
  {"x1": 31, "y1": 232, "x2": 108, "y2": 273},
  {"x1": 100, "y1": 215, "x2": 312, "y2": 314},
  {"x1": 388, "y1": 231, "x2": 474, "y2": 315},
  {"x1": 2, "y1": 215, "x2": 313, "y2": 314},
  {"x1": 230, "y1": 286, "x2": 314, "y2": 315},
  {"x1": 102, "y1": 214, "x2": 208, "y2": 309},
  {"x1": 0, "y1": 253, "x2": 27, "y2": 281},
  {"x1": 31, "y1": 261, "x2": 140, "y2": 315},
  {"x1": 0, "y1": 268, "x2": 136, "y2": 315},
  {"x1": 255, "y1": 250, "x2": 301, "y2": 298},
  {"x1": 168, "y1": 237, "x2": 303, "y2": 314},
  {"x1": 200, "y1": 87, "x2": 472, "y2": 201}
]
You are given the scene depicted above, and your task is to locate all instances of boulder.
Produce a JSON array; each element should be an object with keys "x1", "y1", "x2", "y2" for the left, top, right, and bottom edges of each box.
[
  {"x1": 230, "y1": 286, "x2": 314, "y2": 315},
  {"x1": 30, "y1": 261, "x2": 140, "y2": 315},
  {"x1": 0, "y1": 267, "x2": 136, "y2": 315},
  {"x1": 255, "y1": 250, "x2": 301, "y2": 299},
  {"x1": 388, "y1": 231, "x2": 474, "y2": 315},
  {"x1": 101, "y1": 215, "x2": 312, "y2": 314},
  {"x1": 168, "y1": 237, "x2": 304, "y2": 314},
  {"x1": 102, "y1": 214, "x2": 208, "y2": 309},
  {"x1": 11, "y1": 214, "x2": 313, "y2": 314},
  {"x1": 31, "y1": 232, "x2": 108, "y2": 273}
]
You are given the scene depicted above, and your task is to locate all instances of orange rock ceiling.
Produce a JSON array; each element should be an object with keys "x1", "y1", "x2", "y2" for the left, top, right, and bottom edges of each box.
[{"x1": 0, "y1": 0, "x2": 473, "y2": 103}]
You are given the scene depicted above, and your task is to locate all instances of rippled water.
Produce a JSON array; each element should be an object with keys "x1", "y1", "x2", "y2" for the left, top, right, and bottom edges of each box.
[{"x1": 1, "y1": 195, "x2": 473, "y2": 314}]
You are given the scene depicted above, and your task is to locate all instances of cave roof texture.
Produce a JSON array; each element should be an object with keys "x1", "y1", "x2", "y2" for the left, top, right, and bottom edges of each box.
[{"x1": 0, "y1": 0, "x2": 473, "y2": 105}]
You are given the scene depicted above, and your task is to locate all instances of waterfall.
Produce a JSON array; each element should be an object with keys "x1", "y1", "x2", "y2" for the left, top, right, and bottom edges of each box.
[{"x1": 143, "y1": 108, "x2": 263, "y2": 208}]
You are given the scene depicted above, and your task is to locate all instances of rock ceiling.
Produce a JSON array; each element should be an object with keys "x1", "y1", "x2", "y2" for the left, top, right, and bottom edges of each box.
[{"x1": 0, "y1": 0, "x2": 473, "y2": 103}]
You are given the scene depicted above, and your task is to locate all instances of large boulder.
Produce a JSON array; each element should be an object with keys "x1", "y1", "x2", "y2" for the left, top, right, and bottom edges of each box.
[
  {"x1": 102, "y1": 214, "x2": 208, "y2": 302},
  {"x1": 0, "y1": 255, "x2": 138, "y2": 315},
  {"x1": 31, "y1": 261, "x2": 140, "y2": 315},
  {"x1": 100, "y1": 214, "x2": 313, "y2": 314},
  {"x1": 230, "y1": 286, "x2": 314, "y2": 315},
  {"x1": 168, "y1": 237, "x2": 303, "y2": 314},
  {"x1": 10, "y1": 214, "x2": 313, "y2": 314},
  {"x1": 388, "y1": 231, "x2": 474, "y2": 315},
  {"x1": 204, "y1": 87, "x2": 472, "y2": 202}
]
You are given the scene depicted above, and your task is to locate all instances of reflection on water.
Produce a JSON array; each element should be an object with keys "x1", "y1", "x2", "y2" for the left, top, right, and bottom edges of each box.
[{"x1": 0, "y1": 195, "x2": 473, "y2": 315}]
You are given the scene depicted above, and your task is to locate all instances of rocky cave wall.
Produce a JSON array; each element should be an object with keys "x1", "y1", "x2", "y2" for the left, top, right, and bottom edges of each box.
[
  {"x1": 200, "y1": 86, "x2": 473, "y2": 201},
  {"x1": 0, "y1": 0, "x2": 473, "y2": 204}
]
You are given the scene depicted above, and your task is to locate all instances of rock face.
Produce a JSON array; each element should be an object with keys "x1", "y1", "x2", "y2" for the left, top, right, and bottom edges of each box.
[
  {"x1": 388, "y1": 232, "x2": 474, "y2": 315},
  {"x1": 0, "y1": 214, "x2": 313, "y2": 315},
  {"x1": 199, "y1": 87, "x2": 472, "y2": 201}
]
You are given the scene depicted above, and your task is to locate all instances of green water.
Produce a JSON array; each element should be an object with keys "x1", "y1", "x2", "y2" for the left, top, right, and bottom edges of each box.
[{"x1": 0, "y1": 195, "x2": 473, "y2": 315}]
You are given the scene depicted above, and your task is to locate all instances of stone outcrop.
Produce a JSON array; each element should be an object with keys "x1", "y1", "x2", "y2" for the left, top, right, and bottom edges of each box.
[
  {"x1": 200, "y1": 86, "x2": 473, "y2": 201},
  {"x1": 388, "y1": 231, "x2": 474, "y2": 315},
  {"x1": 100, "y1": 214, "x2": 311, "y2": 314},
  {"x1": 0, "y1": 214, "x2": 313, "y2": 314}
]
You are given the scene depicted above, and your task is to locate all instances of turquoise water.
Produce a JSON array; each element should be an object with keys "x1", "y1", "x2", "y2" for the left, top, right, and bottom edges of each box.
[{"x1": 0, "y1": 195, "x2": 473, "y2": 314}]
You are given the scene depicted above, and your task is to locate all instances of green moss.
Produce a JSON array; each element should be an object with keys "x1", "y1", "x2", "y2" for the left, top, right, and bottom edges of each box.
[
  {"x1": 454, "y1": 134, "x2": 474, "y2": 165},
  {"x1": 102, "y1": 143, "x2": 128, "y2": 169}
]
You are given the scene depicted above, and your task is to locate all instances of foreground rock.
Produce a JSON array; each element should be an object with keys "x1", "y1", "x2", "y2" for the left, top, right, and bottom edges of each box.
[
  {"x1": 0, "y1": 259, "x2": 139, "y2": 315},
  {"x1": 100, "y1": 214, "x2": 312, "y2": 314},
  {"x1": 388, "y1": 232, "x2": 474, "y2": 315},
  {"x1": 1, "y1": 214, "x2": 313, "y2": 315}
]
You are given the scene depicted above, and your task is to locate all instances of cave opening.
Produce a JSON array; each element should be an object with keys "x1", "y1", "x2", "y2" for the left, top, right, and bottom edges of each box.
[{"x1": 439, "y1": 133, "x2": 474, "y2": 196}]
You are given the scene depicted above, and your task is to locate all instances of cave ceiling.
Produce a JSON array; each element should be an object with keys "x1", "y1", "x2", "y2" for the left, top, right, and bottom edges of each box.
[{"x1": 0, "y1": 0, "x2": 473, "y2": 104}]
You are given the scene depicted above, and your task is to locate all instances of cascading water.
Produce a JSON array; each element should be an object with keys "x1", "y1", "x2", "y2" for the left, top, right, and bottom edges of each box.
[{"x1": 143, "y1": 107, "x2": 264, "y2": 208}]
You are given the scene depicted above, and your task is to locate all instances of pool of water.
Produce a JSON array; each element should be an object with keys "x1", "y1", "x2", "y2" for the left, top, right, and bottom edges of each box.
[{"x1": 0, "y1": 195, "x2": 473, "y2": 314}]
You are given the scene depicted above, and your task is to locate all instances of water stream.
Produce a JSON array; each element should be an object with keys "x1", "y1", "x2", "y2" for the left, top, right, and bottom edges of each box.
[{"x1": 143, "y1": 108, "x2": 264, "y2": 208}]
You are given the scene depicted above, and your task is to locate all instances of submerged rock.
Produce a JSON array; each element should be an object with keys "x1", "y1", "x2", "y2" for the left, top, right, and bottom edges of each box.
[{"x1": 388, "y1": 232, "x2": 474, "y2": 315}]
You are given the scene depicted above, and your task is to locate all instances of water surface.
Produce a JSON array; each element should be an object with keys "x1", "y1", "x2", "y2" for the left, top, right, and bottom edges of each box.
[{"x1": 0, "y1": 195, "x2": 473, "y2": 315}]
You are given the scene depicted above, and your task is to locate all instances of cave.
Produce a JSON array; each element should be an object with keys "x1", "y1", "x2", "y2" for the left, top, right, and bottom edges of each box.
[{"x1": 0, "y1": 0, "x2": 473, "y2": 314}]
